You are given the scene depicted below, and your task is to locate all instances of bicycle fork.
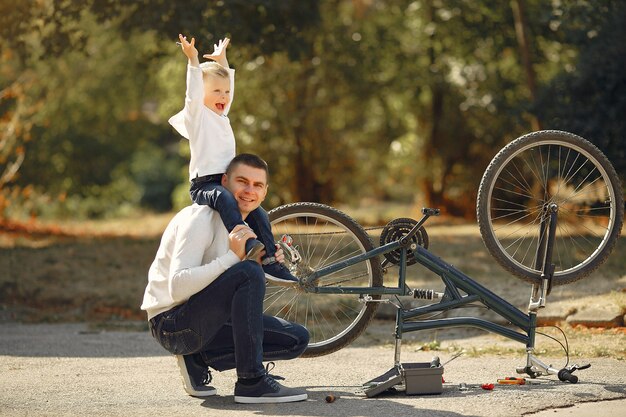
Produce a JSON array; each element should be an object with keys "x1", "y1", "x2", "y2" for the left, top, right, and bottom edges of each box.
[
  {"x1": 519, "y1": 203, "x2": 589, "y2": 382},
  {"x1": 528, "y1": 203, "x2": 559, "y2": 311}
]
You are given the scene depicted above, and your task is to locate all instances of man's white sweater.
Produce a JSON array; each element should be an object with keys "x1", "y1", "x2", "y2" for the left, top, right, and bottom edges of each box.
[{"x1": 140, "y1": 204, "x2": 240, "y2": 320}]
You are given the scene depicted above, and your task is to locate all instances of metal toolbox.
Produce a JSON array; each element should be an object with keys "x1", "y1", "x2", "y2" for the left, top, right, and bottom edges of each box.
[
  {"x1": 363, "y1": 362, "x2": 444, "y2": 397},
  {"x1": 402, "y1": 362, "x2": 443, "y2": 395}
]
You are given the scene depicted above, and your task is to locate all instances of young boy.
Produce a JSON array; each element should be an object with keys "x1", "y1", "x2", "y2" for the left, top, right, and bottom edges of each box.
[{"x1": 168, "y1": 34, "x2": 296, "y2": 283}]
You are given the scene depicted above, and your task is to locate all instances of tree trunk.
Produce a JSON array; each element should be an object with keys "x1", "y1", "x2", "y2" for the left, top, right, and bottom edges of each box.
[
  {"x1": 511, "y1": 0, "x2": 541, "y2": 131},
  {"x1": 419, "y1": 0, "x2": 445, "y2": 210}
]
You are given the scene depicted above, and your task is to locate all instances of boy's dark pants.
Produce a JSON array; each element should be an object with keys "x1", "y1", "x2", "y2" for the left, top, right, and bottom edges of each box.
[{"x1": 190, "y1": 176, "x2": 277, "y2": 258}]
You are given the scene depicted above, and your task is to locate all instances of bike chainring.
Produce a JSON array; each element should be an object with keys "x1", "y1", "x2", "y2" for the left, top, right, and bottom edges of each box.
[{"x1": 379, "y1": 218, "x2": 429, "y2": 266}]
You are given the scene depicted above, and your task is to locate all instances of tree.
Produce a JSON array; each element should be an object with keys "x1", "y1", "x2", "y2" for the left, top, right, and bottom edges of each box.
[
  {"x1": 535, "y1": 0, "x2": 626, "y2": 179},
  {"x1": 0, "y1": 0, "x2": 324, "y2": 217},
  {"x1": 380, "y1": 0, "x2": 532, "y2": 216},
  {"x1": 0, "y1": 7, "x2": 180, "y2": 218},
  {"x1": 511, "y1": 0, "x2": 540, "y2": 130},
  {"x1": 1, "y1": 0, "x2": 622, "y2": 220}
]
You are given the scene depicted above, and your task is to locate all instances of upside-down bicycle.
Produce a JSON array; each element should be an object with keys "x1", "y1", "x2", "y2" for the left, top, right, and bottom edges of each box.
[{"x1": 263, "y1": 130, "x2": 623, "y2": 385}]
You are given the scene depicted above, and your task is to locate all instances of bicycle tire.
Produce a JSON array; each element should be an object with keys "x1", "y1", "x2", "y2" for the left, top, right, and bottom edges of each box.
[
  {"x1": 266, "y1": 202, "x2": 384, "y2": 357},
  {"x1": 477, "y1": 130, "x2": 623, "y2": 285}
]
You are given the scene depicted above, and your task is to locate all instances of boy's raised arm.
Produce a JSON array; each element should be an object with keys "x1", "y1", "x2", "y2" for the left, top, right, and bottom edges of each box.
[
  {"x1": 203, "y1": 37, "x2": 230, "y2": 69},
  {"x1": 178, "y1": 33, "x2": 200, "y2": 68}
]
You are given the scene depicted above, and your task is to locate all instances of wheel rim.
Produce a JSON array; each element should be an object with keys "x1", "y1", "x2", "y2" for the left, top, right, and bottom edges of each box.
[
  {"x1": 485, "y1": 139, "x2": 619, "y2": 277},
  {"x1": 265, "y1": 210, "x2": 375, "y2": 350}
]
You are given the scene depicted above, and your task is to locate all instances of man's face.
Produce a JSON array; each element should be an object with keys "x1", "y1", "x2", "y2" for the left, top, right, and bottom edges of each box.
[
  {"x1": 203, "y1": 76, "x2": 230, "y2": 115},
  {"x1": 222, "y1": 163, "x2": 268, "y2": 217}
]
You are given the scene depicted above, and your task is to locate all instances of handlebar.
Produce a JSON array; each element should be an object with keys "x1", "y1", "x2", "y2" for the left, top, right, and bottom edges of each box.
[
  {"x1": 557, "y1": 363, "x2": 591, "y2": 383},
  {"x1": 557, "y1": 369, "x2": 578, "y2": 383}
]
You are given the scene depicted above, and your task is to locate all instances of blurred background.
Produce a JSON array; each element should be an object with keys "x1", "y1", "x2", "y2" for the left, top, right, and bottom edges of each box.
[
  {"x1": 1, "y1": 0, "x2": 624, "y2": 223},
  {"x1": 1, "y1": 0, "x2": 625, "y2": 328}
]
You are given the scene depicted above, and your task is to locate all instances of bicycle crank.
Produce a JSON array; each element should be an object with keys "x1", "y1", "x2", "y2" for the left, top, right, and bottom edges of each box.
[{"x1": 380, "y1": 218, "x2": 429, "y2": 266}]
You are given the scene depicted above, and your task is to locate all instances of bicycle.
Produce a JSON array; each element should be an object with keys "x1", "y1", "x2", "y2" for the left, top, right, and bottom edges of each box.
[{"x1": 263, "y1": 130, "x2": 623, "y2": 385}]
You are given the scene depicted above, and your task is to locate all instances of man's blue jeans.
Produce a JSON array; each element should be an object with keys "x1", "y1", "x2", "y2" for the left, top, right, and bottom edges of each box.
[
  {"x1": 149, "y1": 261, "x2": 309, "y2": 378},
  {"x1": 190, "y1": 178, "x2": 277, "y2": 259}
]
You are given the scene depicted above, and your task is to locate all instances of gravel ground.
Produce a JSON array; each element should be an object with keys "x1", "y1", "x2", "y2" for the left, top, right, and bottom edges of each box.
[{"x1": 1, "y1": 322, "x2": 625, "y2": 417}]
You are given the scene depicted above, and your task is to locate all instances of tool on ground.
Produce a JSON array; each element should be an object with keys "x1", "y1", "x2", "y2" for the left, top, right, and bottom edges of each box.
[
  {"x1": 442, "y1": 351, "x2": 464, "y2": 367},
  {"x1": 497, "y1": 377, "x2": 526, "y2": 385}
]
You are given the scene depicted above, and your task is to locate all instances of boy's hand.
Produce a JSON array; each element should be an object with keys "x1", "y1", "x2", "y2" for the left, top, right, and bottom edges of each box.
[
  {"x1": 203, "y1": 37, "x2": 230, "y2": 68},
  {"x1": 178, "y1": 34, "x2": 199, "y2": 67},
  {"x1": 274, "y1": 245, "x2": 286, "y2": 264}
]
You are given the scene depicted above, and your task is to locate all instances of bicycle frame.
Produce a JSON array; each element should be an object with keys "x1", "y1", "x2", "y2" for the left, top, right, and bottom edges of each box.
[{"x1": 298, "y1": 208, "x2": 560, "y2": 375}]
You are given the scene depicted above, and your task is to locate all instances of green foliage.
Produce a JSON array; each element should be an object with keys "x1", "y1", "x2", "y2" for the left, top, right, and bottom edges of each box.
[
  {"x1": 535, "y1": 0, "x2": 626, "y2": 178},
  {"x1": 129, "y1": 143, "x2": 185, "y2": 211},
  {"x1": 90, "y1": 0, "x2": 321, "y2": 60},
  {"x1": 1, "y1": 6, "x2": 179, "y2": 219},
  {"x1": 1, "y1": 0, "x2": 623, "y2": 220}
]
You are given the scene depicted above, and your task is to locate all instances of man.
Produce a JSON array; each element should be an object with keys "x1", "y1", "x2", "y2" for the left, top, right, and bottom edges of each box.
[{"x1": 140, "y1": 153, "x2": 308, "y2": 404}]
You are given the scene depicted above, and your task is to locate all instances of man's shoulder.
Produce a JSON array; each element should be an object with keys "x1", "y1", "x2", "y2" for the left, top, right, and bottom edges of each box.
[
  {"x1": 170, "y1": 204, "x2": 219, "y2": 227},
  {"x1": 184, "y1": 205, "x2": 228, "y2": 241},
  {"x1": 185, "y1": 204, "x2": 220, "y2": 222}
]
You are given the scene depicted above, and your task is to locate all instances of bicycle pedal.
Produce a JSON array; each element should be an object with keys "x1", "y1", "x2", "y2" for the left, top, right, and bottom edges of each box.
[{"x1": 422, "y1": 208, "x2": 440, "y2": 216}]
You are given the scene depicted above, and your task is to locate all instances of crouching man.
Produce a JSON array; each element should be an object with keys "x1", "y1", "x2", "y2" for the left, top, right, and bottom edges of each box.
[{"x1": 141, "y1": 153, "x2": 308, "y2": 403}]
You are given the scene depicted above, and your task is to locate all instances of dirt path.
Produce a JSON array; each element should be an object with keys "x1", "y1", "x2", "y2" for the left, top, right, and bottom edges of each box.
[{"x1": 1, "y1": 322, "x2": 625, "y2": 417}]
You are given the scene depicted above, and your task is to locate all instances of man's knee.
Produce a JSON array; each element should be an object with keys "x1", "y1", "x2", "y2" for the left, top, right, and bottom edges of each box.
[
  {"x1": 230, "y1": 261, "x2": 265, "y2": 286},
  {"x1": 270, "y1": 317, "x2": 310, "y2": 357},
  {"x1": 294, "y1": 323, "x2": 310, "y2": 352},
  {"x1": 282, "y1": 323, "x2": 309, "y2": 359}
]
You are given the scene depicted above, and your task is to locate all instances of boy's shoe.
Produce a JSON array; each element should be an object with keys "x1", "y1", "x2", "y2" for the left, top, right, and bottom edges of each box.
[
  {"x1": 234, "y1": 374, "x2": 307, "y2": 404},
  {"x1": 176, "y1": 354, "x2": 217, "y2": 397},
  {"x1": 263, "y1": 261, "x2": 299, "y2": 284},
  {"x1": 245, "y1": 239, "x2": 265, "y2": 261}
]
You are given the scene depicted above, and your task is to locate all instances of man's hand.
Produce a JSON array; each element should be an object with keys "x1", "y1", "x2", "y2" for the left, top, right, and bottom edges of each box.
[
  {"x1": 229, "y1": 225, "x2": 258, "y2": 260},
  {"x1": 178, "y1": 34, "x2": 199, "y2": 67},
  {"x1": 203, "y1": 37, "x2": 230, "y2": 68}
]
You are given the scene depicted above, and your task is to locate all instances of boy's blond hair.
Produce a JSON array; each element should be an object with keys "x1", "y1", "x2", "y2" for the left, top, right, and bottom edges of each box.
[{"x1": 199, "y1": 61, "x2": 229, "y2": 81}]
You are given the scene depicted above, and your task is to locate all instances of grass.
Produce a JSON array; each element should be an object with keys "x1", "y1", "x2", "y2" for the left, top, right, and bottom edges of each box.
[
  {"x1": 1, "y1": 207, "x2": 625, "y2": 358},
  {"x1": 356, "y1": 320, "x2": 626, "y2": 360}
]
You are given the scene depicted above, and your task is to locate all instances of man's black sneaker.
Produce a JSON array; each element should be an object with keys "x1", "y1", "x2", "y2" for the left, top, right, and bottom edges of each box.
[
  {"x1": 234, "y1": 374, "x2": 307, "y2": 404},
  {"x1": 245, "y1": 239, "x2": 265, "y2": 261},
  {"x1": 263, "y1": 262, "x2": 298, "y2": 284},
  {"x1": 176, "y1": 354, "x2": 217, "y2": 397}
]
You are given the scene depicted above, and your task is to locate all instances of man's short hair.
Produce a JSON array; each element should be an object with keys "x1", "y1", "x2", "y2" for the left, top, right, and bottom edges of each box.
[{"x1": 226, "y1": 153, "x2": 270, "y2": 181}]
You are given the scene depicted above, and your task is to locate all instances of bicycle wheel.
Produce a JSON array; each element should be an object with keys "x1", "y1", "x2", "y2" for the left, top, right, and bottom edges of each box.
[
  {"x1": 477, "y1": 130, "x2": 623, "y2": 285},
  {"x1": 265, "y1": 203, "x2": 384, "y2": 357}
]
